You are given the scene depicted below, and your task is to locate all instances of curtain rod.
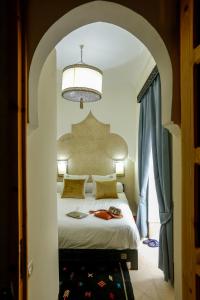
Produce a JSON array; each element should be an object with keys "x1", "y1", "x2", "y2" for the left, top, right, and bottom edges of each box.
[{"x1": 137, "y1": 65, "x2": 159, "y2": 103}]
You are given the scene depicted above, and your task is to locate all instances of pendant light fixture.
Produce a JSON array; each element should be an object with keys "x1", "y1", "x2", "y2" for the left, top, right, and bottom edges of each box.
[{"x1": 61, "y1": 45, "x2": 103, "y2": 109}]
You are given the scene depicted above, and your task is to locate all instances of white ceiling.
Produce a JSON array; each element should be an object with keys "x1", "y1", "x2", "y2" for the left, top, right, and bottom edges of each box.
[{"x1": 56, "y1": 22, "x2": 149, "y2": 71}]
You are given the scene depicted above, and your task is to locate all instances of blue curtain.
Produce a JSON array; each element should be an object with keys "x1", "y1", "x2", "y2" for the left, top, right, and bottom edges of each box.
[
  {"x1": 136, "y1": 90, "x2": 151, "y2": 238},
  {"x1": 150, "y1": 75, "x2": 173, "y2": 283},
  {"x1": 136, "y1": 73, "x2": 173, "y2": 282}
]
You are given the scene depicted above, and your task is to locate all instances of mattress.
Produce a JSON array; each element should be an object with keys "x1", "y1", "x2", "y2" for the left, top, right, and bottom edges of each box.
[{"x1": 57, "y1": 192, "x2": 140, "y2": 250}]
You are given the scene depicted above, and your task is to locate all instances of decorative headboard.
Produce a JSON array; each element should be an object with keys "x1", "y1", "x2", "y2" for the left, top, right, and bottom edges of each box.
[
  {"x1": 57, "y1": 111, "x2": 137, "y2": 213},
  {"x1": 57, "y1": 111, "x2": 128, "y2": 175}
]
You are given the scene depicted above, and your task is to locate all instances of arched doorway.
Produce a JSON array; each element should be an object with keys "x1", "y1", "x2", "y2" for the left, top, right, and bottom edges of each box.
[
  {"x1": 27, "y1": 2, "x2": 176, "y2": 300},
  {"x1": 29, "y1": 1, "x2": 172, "y2": 129}
]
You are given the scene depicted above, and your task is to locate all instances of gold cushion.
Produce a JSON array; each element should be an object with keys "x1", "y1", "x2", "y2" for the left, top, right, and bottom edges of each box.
[
  {"x1": 95, "y1": 180, "x2": 118, "y2": 199},
  {"x1": 61, "y1": 178, "x2": 85, "y2": 199}
]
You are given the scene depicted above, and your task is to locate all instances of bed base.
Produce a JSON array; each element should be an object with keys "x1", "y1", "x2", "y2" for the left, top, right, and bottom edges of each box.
[{"x1": 59, "y1": 249, "x2": 138, "y2": 270}]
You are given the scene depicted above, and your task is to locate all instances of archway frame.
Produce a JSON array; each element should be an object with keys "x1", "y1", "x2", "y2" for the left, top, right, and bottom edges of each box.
[
  {"x1": 29, "y1": 0, "x2": 173, "y2": 130},
  {"x1": 27, "y1": 1, "x2": 178, "y2": 298}
]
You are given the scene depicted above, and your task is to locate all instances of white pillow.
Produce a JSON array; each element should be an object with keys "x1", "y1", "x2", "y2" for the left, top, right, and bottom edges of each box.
[
  {"x1": 57, "y1": 182, "x2": 63, "y2": 193},
  {"x1": 92, "y1": 173, "x2": 117, "y2": 195},
  {"x1": 116, "y1": 182, "x2": 124, "y2": 193},
  {"x1": 92, "y1": 173, "x2": 116, "y2": 181},
  {"x1": 64, "y1": 173, "x2": 89, "y2": 181},
  {"x1": 85, "y1": 182, "x2": 93, "y2": 193}
]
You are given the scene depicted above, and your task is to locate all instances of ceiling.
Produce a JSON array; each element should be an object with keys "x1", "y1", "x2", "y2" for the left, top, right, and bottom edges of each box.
[{"x1": 56, "y1": 22, "x2": 150, "y2": 71}]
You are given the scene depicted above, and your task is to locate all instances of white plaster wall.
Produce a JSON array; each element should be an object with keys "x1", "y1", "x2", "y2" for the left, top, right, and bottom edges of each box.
[
  {"x1": 27, "y1": 50, "x2": 59, "y2": 300},
  {"x1": 134, "y1": 55, "x2": 156, "y2": 96}
]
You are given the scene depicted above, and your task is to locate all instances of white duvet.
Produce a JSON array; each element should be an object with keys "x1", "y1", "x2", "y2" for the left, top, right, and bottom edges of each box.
[{"x1": 57, "y1": 192, "x2": 140, "y2": 250}]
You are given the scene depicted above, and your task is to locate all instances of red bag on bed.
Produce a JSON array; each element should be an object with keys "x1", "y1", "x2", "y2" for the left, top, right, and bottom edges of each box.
[{"x1": 94, "y1": 210, "x2": 112, "y2": 220}]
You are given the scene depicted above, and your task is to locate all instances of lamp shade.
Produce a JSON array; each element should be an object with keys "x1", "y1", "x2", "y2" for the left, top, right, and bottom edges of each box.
[{"x1": 62, "y1": 64, "x2": 103, "y2": 102}]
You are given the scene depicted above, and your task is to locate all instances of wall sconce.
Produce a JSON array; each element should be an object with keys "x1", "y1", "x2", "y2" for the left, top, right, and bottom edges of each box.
[
  {"x1": 115, "y1": 161, "x2": 125, "y2": 176},
  {"x1": 57, "y1": 160, "x2": 68, "y2": 175}
]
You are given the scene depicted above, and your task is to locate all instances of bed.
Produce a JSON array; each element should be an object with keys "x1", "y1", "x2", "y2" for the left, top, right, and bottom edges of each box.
[
  {"x1": 57, "y1": 189, "x2": 140, "y2": 269},
  {"x1": 57, "y1": 113, "x2": 140, "y2": 269}
]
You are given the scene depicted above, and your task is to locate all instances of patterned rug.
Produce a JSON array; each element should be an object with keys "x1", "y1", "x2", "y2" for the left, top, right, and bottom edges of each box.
[{"x1": 59, "y1": 260, "x2": 135, "y2": 300}]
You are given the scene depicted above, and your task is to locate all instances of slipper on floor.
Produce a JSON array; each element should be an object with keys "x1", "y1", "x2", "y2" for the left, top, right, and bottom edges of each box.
[
  {"x1": 142, "y1": 239, "x2": 152, "y2": 245},
  {"x1": 148, "y1": 239, "x2": 159, "y2": 247}
]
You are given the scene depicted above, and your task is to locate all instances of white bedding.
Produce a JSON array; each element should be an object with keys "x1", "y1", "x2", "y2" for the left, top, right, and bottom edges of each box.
[{"x1": 57, "y1": 192, "x2": 140, "y2": 250}]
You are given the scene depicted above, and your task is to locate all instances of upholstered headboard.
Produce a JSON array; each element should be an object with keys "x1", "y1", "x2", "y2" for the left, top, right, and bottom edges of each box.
[{"x1": 57, "y1": 111, "x2": 128, "y2": 175}]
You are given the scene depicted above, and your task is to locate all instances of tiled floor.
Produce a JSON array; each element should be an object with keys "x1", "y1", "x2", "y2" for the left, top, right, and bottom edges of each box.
[{"x1": 129, "y1": 243, "x2": 174, "y2": 300}]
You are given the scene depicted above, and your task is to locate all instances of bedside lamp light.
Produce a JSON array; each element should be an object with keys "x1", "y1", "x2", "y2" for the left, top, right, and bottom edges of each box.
[
  {"x1": 115, "y1": 161, "x2": 125, "y2": 176},
  {"x1": 57, "y1": 160, "x2": 68, "y2": 175}
]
